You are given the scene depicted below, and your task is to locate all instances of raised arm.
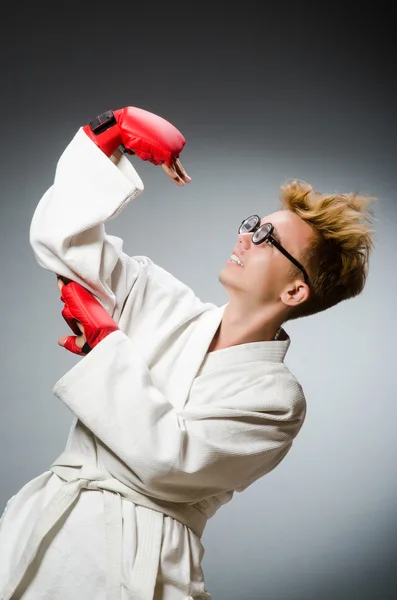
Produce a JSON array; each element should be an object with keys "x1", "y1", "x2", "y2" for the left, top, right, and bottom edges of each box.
[{"x1": 30, "y1": 106, "x2": 190, "y2": 319}]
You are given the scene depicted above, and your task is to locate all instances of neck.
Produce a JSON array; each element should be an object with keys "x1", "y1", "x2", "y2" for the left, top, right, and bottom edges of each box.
[{"x1": 209, "y1": 300, "x2": 287, "y2": 352}]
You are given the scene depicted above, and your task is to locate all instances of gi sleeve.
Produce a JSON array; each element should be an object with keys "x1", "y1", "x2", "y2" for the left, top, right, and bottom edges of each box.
[
  {"x1": 29, "y1": 128, "x2": 144, "y2": 318},
  {"x1": 53, "y1": 330, "x2": 306, "y2": 504}
]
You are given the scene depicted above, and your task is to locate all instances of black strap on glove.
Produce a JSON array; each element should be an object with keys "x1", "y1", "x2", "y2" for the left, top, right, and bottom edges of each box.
[{"x1": 88, "y1": 110, "x2": 116, "y2": 135}]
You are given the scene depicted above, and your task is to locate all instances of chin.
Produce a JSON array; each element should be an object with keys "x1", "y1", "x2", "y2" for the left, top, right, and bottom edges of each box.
[
  {"x1": 218, "y1": 269, "x2": 228, "y2": 288},
  {"x1": 218, "y1": 267, "x2": 240, "y2": 290}
]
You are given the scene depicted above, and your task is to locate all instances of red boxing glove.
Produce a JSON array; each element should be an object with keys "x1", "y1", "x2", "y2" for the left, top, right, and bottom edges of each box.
[
  {"x1": 60, "y1": 282, "x2": 119, "y2": 356},
  {"x1": 82, "y1": 106, "x2": 186, "y2": 166}
]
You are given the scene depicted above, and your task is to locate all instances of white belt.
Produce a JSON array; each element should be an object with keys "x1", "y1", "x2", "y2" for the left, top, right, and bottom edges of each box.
[{"x1": 3, "y1": 464, "x2": 163, "y2": 600}]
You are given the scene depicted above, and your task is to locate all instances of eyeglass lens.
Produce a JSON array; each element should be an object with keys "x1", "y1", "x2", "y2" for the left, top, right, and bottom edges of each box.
[
  {"x1": 239, "y1": 217, "x2": 271, "y2": 244},
  {"x1": 239, "y1": 216, "x2": 258, "y2": 232}
]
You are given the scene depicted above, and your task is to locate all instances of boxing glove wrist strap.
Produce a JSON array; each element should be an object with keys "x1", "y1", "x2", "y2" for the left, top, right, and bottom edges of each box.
[
  {"x1": 88, "y1": 110, "x2": 117, "y2": 135},
  {"x1": 83, "y1": 110, "x2": 122, "y2": 157},
  {"x1": 82, "y1": 341, "x2": 92, "y2": 354}
]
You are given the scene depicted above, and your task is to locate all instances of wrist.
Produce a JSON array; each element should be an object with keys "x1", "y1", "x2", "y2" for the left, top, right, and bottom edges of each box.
[
  {"x1": 88, "y1": 326, "x2": 120, "y2": 350},
  {"x1": 83, "y1": 110, "x2": 123, "y2": 157}
]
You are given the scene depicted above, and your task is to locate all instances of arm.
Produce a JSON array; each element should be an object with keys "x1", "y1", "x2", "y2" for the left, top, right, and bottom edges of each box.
[
  {"x1": 53, "y1": 329, "x2": 306, "y2": 503},
  {"x1": 30, "y1": 130, "x2": 144, "y2": 317},
  {"x1": 30, "y1": 106, "x2": 190, "y2": 319}
]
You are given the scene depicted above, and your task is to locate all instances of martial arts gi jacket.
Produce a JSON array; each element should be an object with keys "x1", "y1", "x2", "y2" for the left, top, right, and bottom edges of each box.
[{"x1": 0, "y1": 129, "x2": 307, "y2": 600}]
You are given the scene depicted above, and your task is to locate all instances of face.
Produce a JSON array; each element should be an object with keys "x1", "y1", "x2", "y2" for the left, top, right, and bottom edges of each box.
[{"x1": 219, "y1": 209, "x2": 315, "y2": 307}]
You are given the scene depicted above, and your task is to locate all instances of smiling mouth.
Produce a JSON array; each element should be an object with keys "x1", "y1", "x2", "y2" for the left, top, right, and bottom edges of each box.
[{"x1": 228, "y1": 253, "x2": 244, "y2": 266}]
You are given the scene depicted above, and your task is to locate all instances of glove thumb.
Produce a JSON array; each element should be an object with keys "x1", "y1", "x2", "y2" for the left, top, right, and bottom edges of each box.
[{"x1": 59, "y1": 335, "x2": 85, "y2": 356}]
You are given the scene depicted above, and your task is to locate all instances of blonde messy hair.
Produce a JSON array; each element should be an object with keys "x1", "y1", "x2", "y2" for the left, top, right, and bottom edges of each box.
[{"x1": 279, "y1": 179, "x2": 377, "y2": 321}]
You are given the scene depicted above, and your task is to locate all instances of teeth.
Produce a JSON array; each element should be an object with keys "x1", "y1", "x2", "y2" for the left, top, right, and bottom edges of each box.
[{"x1": 230, "y1": 253, "x2": 244, "y2": 266}]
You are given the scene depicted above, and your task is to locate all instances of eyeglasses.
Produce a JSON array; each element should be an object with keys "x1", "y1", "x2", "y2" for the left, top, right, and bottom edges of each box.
[{"x1": 238, "y1": 215, "x2": 311, "y2": 287}]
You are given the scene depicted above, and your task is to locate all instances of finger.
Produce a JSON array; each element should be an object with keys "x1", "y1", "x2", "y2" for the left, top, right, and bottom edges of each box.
[
  {"x1": 59, "y1": 333, "x2": 87, "y2": 352},
  {"x1": 75, "y1": 321, "x2": 85, "y2": 335},
  {"x1": 58, "y1": 335, "x2": 85, "y2": 356},
  {"x1": 174, "y1": 158, "x2": 191, "y2": 183},
  {"x1": 58, "y1": 335, "x2": 68, "y2": 347},
  {"x1": 161, "y1": 163, "x2": 183, "y2": 186},
  {"x1": 122, "y1": 147, "x2": 135, "y2": 156},
  {"x1": 57, "y1": 275, "x2": 73, "y2": 290},
  {"x1": 161, "y1": 163, "x2": 184, "y2": 186},
  {"x1": 61, "y1": 305, "x2": 82, "y2": 336},
  {"x1": 75, "y1": 334, "x2": 86, "y2": 349}
]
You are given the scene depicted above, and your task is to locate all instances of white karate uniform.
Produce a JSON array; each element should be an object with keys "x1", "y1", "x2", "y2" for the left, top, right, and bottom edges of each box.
[{"x1": 0, "y1": 129, "x2": 307, "y2": 600}]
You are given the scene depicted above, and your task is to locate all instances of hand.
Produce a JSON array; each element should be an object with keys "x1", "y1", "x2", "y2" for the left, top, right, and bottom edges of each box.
[
  {"x1": 83, "y1": 107, "x2": 192, "y2": 187},
  {"x1": 57, "y1": 278, "x2": 87, "y2": 354},
  {"x1": 57, "y1": 277, "x2": 119, "y2": 356},
  {"x1": 161, "y1": 157, "x2": 191, "y2": 186}
]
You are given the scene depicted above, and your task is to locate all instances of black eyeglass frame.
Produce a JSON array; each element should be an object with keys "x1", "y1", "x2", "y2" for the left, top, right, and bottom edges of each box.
[{"x1": 239, "y1": 215, "x2": 311, "y2": 287}]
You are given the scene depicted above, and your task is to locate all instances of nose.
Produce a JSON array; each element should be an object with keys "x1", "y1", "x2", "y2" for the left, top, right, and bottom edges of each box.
[{"x1": 237, "y1": 232, "x2": 252, "y2": 249}]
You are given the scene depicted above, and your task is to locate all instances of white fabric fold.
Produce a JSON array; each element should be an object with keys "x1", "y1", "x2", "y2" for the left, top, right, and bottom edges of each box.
[{"x1": 3, "y1": 463, "x2": 167, "y2": 600}]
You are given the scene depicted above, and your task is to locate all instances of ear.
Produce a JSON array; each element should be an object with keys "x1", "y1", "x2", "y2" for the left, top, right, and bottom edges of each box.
[{"x1": 280, "y1": 280, "x2": 310, "y2": 307}]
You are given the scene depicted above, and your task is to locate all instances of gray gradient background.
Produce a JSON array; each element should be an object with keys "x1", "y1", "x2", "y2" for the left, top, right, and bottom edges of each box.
[{"x1": 0, "y1": 4, "x2": 396, "y2": 599}]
